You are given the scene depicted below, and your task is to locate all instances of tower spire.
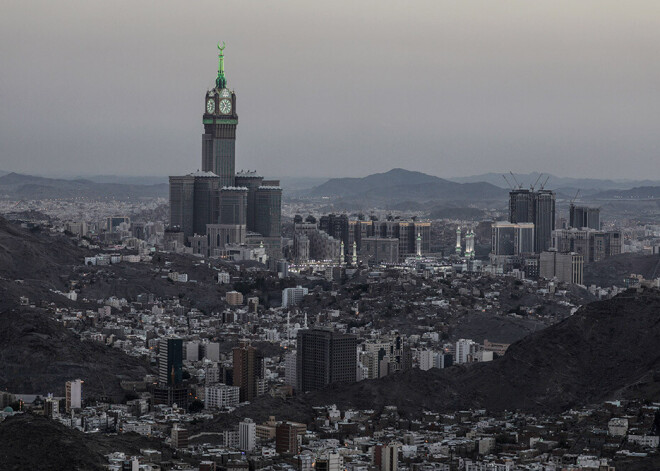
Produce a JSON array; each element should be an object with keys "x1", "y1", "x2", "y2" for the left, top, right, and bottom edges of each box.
[{"x1": 216, "y1": 41, "x2": 227, "y2": 89}]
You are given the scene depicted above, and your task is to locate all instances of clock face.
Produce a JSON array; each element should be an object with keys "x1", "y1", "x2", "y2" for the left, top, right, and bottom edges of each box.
[
  {"x1": 219, "y1": 98, "x2": 232, "y2": 115},
  {"x1": 206, "y1": 99, "x2": 215, "y2": 114},
  {"x1": 220, "y1": 88, "x2": 231, "y2": 98}
]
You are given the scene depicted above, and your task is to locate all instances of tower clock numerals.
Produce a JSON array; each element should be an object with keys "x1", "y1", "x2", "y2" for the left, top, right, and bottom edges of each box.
[
  {"x1": 219, "y1": 98, "x2": 232, "y2": 115},
  {"x1": 206, "y1": 99, "x2": 215, "y2": 114}
]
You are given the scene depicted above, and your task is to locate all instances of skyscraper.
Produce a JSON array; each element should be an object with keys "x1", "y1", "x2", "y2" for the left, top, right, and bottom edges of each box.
[
  {"x1": 569, "y1": 204, "x2": 600, "y2": 230},
  {"x1": 232, "y1": 340, "x2": 264, "y2": 402},
  {"x1": 509, "y1": 189, "x2": 555, "y2": 253},
  {"x1": 168, "y1": 43, "x2": 282, "y2": 255},
  {"x1": 202, "y1": 42, "x2": 238, "y2": 187},
  {"x1": 158, "y1": 338, "x2": 183, "y2": 387},
  {"x1": 296, "y1": 328, "x2": 358, "y2": 392}
]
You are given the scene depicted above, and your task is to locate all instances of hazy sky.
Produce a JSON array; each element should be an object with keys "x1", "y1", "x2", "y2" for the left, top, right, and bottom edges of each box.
[{"x1": 1, "y1": 1, "x2": 659, "y2": 179}]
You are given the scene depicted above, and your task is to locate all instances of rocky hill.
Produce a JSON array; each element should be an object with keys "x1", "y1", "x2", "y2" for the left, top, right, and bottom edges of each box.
[
  {"x1": 0, "y1": 413, "x2": 173, "y2": 471},
  {"x1": 309, "y1": 168, "x2": 506, "y2": 204},
  {"x1": 0, "y1": 309, "x2": 152, "y2": 400},
  {"x1": 301, "y1": 289, "x2": 660, "y2": 415},
  {"x1": 584, "y1": 253, "x2": 660, "y2": 287}
]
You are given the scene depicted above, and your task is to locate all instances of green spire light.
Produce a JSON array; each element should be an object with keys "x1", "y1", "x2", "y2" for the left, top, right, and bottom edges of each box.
[{"x1": 216, "y1": 41, "x2": 227, "y2": 89}]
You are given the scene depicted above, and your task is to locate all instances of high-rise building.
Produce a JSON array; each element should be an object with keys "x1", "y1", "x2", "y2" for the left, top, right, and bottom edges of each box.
[
  {"x1": 254, "y1": 186, "x2": 282, "y2": 238},
  {"x1": 205, "y1": 384, "x2": 240, "y2": 408},
  {"x1": 374, "y1": 443, "x2": 399, "y2": 471},
  {"x1": 509, "y1": 189, "x2": 555, "y2": 253},
  {"x1": 171, "y1": 424, "x2": 189, "y2": 449},
  {"x1": 235, "y1": 171, "x2": 264, "y2": 231},
  {"x1": 158, "y1": 338, "x2": 183, "y2": 387},
  {"x1": 65, "y1": 379, "x2": 82, "y2": 412},
  {"x1": 168, "y1": 43, "x2": 282, "y2": 253},
  {"x1": 569, "y1": 204, "x2": 600, "y2": 230},
  {"x1": 239, "y1": 418, "x2": 256, "y2": 452},
  {"x1": 540, "y1": 250, "x2": 584, "y2": 285},
  {"x1": 201, "y1": 43, "x2": 238, "y2": 187},
  {"x1": 282, "y1": 286, "x2": 309, "y2": 308},
  {"x1": 296, "y1": 329, "x2": 358, "y2": 392},
  {"x1": 275, "y1": 422, "x2": 300, "y2": 455},
  {"x1": 552, "y1": 228, "x2": 621, "y2": 262},
  {"x1": 491, "y1": 222, "x2": 535, "y2": 256},
  {"x1": 232, "y1": 340, "x2": 264, "y2": 402},
  {"x1": 169, "y1": 171, "x2": 221, "y2": 239}
]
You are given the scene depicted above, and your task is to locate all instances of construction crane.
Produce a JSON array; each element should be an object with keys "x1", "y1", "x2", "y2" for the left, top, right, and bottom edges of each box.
[
  {"x1": 570, "y1": 189, "x2": 581, "y2": 204},
  {"x1": 531, "y1": 173, "x2": 543, "y2": 191},
  {"x1": 502, "y1": 174, "x2": 515, "y2": 190},
  {"x1": 509, "y1": 171, "x2": 523, "y2": 189},
  {"x1": 538, "y1": 175, "x2": 550, "y2": 190}
]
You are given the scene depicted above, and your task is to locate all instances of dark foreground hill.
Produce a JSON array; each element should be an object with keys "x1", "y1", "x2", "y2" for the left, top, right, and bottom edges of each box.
[
  {"x1": 0, "y1": 310, "x2": 152, "y2": 400},
  {"x1": 0, "y1": 414, "x2": 173, "y2": 471},
  {"x1": 584, "y1": 253, "x2": 660, "y2": 287},
  {"x1": 194, "y1": 289, "x2": 660, "y2": 436},
  {"x1": 307, "y1": 289, "x2": 660, "y2": 414}
]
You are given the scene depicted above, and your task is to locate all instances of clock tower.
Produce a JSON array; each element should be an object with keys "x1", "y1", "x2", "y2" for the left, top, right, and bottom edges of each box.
[{"x1": 201, "y1": 42, "x2": 238, "y2": 187}]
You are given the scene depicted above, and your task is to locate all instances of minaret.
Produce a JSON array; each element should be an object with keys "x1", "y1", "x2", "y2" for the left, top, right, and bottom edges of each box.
[
  {"x1": 416, "y1": 233, "x2": 422, "y2": 258},
  {"x1": 352, "y1": 241, "x2": 358, "y2": 266},
  {"x1": 455, "y1": 227, "x2": 462, "y2": 255}
]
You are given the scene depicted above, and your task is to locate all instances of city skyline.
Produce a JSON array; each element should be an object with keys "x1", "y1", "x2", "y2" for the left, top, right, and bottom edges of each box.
[{"x1": 2, "y1": 1, "x2": 660, "y2": 180}]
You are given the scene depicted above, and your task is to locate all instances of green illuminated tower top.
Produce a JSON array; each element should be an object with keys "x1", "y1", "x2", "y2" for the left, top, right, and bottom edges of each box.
[{"x1": 216, "y1": 41, "x2": 227, "y2": 89}]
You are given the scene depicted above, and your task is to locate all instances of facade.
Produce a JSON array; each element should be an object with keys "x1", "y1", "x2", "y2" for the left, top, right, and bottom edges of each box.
[
  {"x1": 254, "y1": 186, "x2": 282, "y2": 238},
  {"x1": 65, "y1": 379, "x2": 82, "y2": 412},
  {"x1": 296, "y1": 329, "x2": 358, "y2": 392},
  {"x1": 282, "y1": 286, "x2": 309, "y2": 308},
  {"x1": 359, "y1": 237, "x2": 399, "y2": 264},
  {"x1": 540, "y1": 250, "x2": 584, "y2": 285},
  {"x1": 570, "y1": 204, "x2": 600, "y2": 230},
  {"x1": 239, "y1": 418, "x2": 256, "y2": 452},
  {"x1": 158, "y1": 338, "x2": 183, "y2": 387},
  {"x1": 491, "y1": 222, "x2": 535, "y2": 256},
  {"x1": 219, "y1": 187, "x2": 248, "y2": 225},
  {"x1": 275, "y1": 422, "x2": 300, "y2": 455},
  {"x1": 316, "y1": 215, "x2": 431, "y2": 259},
  {"x1": 205, "y1": 384, "x2": 240, "y2": 408},
  {"x1": 232, "y1": 340, "x2": 265, "y2": 402},
  {"x1": 552, "y1": 228, "x2": 621, "y2": 263}
]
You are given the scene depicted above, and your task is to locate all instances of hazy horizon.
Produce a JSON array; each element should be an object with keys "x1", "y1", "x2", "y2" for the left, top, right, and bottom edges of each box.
[{"x1": 2, "y1": 1, "x2": 659, "y2": 180}]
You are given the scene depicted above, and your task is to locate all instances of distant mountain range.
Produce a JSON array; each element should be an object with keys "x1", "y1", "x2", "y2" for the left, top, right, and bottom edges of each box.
[
  {"x1": 450, "y1": 171, "x2": 660, "y2": 193},
  {"x1": 0, "y1": 172, "x2": 168, "y2": 200},
  {"x1": 307, "y1": 168, "x2": 507, "y2": 204},
  {"x1": 590, "y1": 186, "x2": 660, "y2": 200}
]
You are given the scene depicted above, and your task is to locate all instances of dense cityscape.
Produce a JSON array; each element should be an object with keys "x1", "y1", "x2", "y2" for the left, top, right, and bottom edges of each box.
[{"x1": 2, "y1": 5, "x2": 660, "y2": 471}]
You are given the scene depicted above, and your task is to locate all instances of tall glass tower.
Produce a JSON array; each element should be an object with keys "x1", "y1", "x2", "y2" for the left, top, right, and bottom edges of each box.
[{"x1": 201, "y1": 42, "x2": 238, "y2": 187}]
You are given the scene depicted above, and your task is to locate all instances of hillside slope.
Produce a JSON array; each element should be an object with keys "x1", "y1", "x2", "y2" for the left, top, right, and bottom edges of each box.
[
  {"x1": 304, "y1": 289, "x2": 660, "y2": 414},
  {"x1": 0, "y1": 310, "x2": 152, "y2": 400}
]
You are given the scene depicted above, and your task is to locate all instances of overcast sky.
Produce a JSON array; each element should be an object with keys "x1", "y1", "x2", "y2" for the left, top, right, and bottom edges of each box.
[{"x1": 1, "y1": 1, "x2": 659, "y2": 180}]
